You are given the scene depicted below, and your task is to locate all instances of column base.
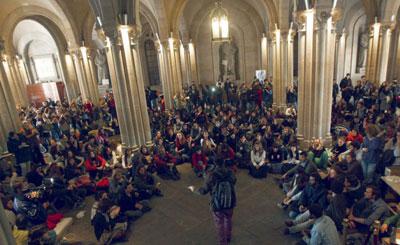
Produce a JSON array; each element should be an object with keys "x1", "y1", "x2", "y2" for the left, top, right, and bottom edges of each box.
[
  {"x1": 297, "y1": 135, "x2": 333, "y2": 151},
  {"x1": 145, "y1": 141, "x2": 154, "y2": 148},
  {"x1": 121, "y1": 144, "x2": 140, "y2": 153},
  {"x1": 323, "y1": 134, "x2": 333, "y2": 148}
]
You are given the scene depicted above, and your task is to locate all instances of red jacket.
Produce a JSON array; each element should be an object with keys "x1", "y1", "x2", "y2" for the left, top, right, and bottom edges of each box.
[
  {"x1": 85, "y1": 156, "x2": 106, "y2": 171},
  {"x1": 222, "y1": 147, "x2": 235, "y2": 160},
  {"x1": 175, "y1": 138, "x2": 186, "y2": 151},
  {"x1": 346, "y1": 133, "x2": 363, "y2": 144},
  {"x1": 153, "y1": 152, "x2": 177, "y2": 168},
  {"x1": 83, "y1": 102, "x2": 93, "y2": 113},
  {"x1": 192, "y1": 153, "x2": 207, "y2": 171}
]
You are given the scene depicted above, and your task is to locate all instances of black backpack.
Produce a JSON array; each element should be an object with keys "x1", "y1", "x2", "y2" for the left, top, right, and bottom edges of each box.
[{"x1": 211, "y1": 178, "x2": 235, "y2": 211}]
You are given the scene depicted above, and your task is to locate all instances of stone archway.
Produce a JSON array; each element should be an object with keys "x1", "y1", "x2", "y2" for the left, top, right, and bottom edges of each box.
[{"x1": 1, "y1": 6, "x2": 81, "y2": 101}]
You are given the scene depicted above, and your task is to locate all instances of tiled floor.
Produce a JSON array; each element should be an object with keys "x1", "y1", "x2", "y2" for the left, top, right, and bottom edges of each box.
[{"x1": 65, "y1": 164, "x2": 298, "y2": 244}]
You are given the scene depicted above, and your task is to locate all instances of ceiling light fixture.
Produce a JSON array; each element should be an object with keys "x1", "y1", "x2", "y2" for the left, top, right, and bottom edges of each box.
[{"x1": 210, "y1": 0, "x2": 230, "y2": 42}]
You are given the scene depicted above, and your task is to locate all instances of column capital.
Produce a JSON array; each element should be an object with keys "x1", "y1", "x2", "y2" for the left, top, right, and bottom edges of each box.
[
  {"x1": 381, "y1": 23, "x2": 395, "y2": 32},
  {"x1": 157, "y1": 38, "x2": 180, "y2": 51}
]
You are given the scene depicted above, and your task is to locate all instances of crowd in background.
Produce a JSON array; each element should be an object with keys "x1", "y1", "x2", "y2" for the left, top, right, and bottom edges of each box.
[{"x1": 2, "y1": 73, "x2": 400, "y2": 244}]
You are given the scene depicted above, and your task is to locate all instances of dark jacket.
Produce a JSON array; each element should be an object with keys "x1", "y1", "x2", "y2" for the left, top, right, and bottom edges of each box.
[
  {"x1": 299, "y1": 184, "x2": 327, "y2": 208},
  {"x1": 133, "y1": 173, "x2": 156, "y2": 192},
  {"x1": 92, "y1": 212, "x2": 110, "y2": 240},
  {"x1": 285, "y1": 160, "x2": 318, "y2": 176},
  {"x1": 119, "y1": 192, "x2": 139, "y2": 213},
  {"x1": 199, "y1": 166, "x2": 237, "y2": 211},
  {"x1": 325, "y1": 193, "x2": 347, "y2": 231}
]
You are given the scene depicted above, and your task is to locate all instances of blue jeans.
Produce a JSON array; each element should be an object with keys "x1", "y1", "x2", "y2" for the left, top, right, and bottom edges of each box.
[{"x1": 361, "y1": 161, "x2": 376, "y2": 183}]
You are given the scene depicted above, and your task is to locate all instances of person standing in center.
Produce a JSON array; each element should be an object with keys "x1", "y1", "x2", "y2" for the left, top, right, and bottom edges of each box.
[{"x1": 199, "y1": 159, "x2": 237, "y2": 245}]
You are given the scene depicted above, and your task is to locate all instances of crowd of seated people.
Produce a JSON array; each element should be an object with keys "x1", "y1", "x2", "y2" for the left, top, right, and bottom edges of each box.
[
  {"x1": 3, "y1": 74, "x2": 400, "y2": 244},
  {"x1": 277, "y1": 75, "x2": 400, "y2": 244},
  {"x1": 0, "y1": 92, "x2": 165, "y2": 244}
]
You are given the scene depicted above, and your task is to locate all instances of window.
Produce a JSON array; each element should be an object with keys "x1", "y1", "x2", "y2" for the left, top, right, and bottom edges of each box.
[
  {"x1": 33, "y1": 55, "x2": 59, "y2": 81},
  {"x1": 144, "y1": 40, "x2": 160, "y2": 86}
]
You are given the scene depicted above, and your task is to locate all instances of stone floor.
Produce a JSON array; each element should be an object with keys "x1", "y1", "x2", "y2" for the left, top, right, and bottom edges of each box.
[{"x1": 64, "y1": 164, "x2": 298, "y2": 245}]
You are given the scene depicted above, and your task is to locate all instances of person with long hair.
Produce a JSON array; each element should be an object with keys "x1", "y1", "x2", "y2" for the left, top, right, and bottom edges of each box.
[{"x1": 249, "y1": 141, "x2": 268, "y2": 178}]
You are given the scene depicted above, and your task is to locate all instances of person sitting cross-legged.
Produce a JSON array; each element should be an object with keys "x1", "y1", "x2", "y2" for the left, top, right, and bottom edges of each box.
[
  {"x1": 235, "y1": 134, "x2": 252, "y2": 169},
  {"x1": 296, "y1": 204, "x2": 341, "y2": 245},
  {"x1": 346, "y1": 185, "x2": 390, "y2": 235},
  {"x1": 133, "y1": 164, "x2": 163, "y2": 199},
  {"x1": 284, "y1": 179, "x2": 345, "y2": 236},
  {"x1": 249, "y1": 141, "x2": 268, "y2": 179},
  {"x1": 192, "y1": 146, "x2": 208, "y2": 177},
  {"x1": 153, "y1": 145, "x2": 181, "y2": 180},
  {"x1": 288, "y1": 173, "x2": 327, "y2": 220},
  {"x1": 118, "y1": 183, "x2": 151, "y2": 222}
]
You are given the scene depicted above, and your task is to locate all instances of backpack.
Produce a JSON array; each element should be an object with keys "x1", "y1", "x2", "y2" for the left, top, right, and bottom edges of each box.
[{"x1": 211, "y1": 178, "x2": 235, "y2": 211}]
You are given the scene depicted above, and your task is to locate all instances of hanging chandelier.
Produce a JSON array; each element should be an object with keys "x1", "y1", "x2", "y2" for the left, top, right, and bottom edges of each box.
[{"x1": 210, "y1": 1, "x2": 230, "y2": 42}]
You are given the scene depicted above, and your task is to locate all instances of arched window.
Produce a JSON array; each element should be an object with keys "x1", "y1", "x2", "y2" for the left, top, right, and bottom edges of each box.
[{"x1": 144, "y1": 39, "x2": 160, "y2": 86}]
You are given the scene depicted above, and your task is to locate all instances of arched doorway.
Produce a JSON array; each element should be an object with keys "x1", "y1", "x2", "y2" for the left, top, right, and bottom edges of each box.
[{"x1": 13, "y1": 19, "x2": 68, "y2": 105}]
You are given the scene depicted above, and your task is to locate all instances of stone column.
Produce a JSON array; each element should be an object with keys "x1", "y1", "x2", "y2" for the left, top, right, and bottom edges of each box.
[
  {"x1": 296, "y1": 9, "x2": 338, "y2": 149},
  {"x1": 81, "y1": 47, "x2": 100, "y2": 103},
  {"x1": 286, "y1": 31, "x2": 295, "y2": 88},
  {"x1": 272, "y1": 29, "x2": 284, "y2": 110},
  {"x1": 365, "y1": 22, "x2": 383, "y2": 84},
  {"x1": 16, "y1": 58, "x2": 30, "y2": 88},
  {"x1": 71, "y1": 48, "x2": 99, "y2": 103},
  {"x1": 335, "y1": 31, "x2": 346, "y2": 81},
  {"x1": 0, "y1": 58, "x2": 27, "y2": 108},
  {"x1": 10, "y1": 58, "x2": 28, "y2": 106},
  {"x1": 378, "y1": 25, "x2": 393, "y2": 83},
  {"x1": 179, "y1": 41, "x2": 199, "y2": 86},
  {"x1": 280, "y1": 30, "x2": 295, "y2": 92},
  {"x1": 156, "y1": 38, "x2": 183, "y2": 109},
  {"x1": 64, "y1": 53, "x2": 80, "y2": 100},
  {"x1": 272, "y1": 29, "x2": 288, "y2": 110},
  {"x1": 179, "y1": 42, "x2": 190, "y2": 88},
  {"x1": 394, "y1": 29, "x2": 400, "y2": 80},
  {"x1": 261, "y1": 35, "x2": 269, "y2": 73},
  {"x1": 120, "y1": 26, "x2": 151, "y2": 148},
  {"x1": 366, "y1": 22, "x2": 395, "y2": 84},
  {"x1": 71, "y1": 51, "x2": 89, "y2": 101},
  {"x1": 0, "y1": 58, "x2": 21, "y2": 150},
  {"x1": 106, "y1": 37, "x2": 135, "y2": 148},
  {"x1": 105, "y1": 27, "x2": 152, "y2": 149},
  {"x1": 188, "y1": 41, "x2": 199, "y2": 83}
]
